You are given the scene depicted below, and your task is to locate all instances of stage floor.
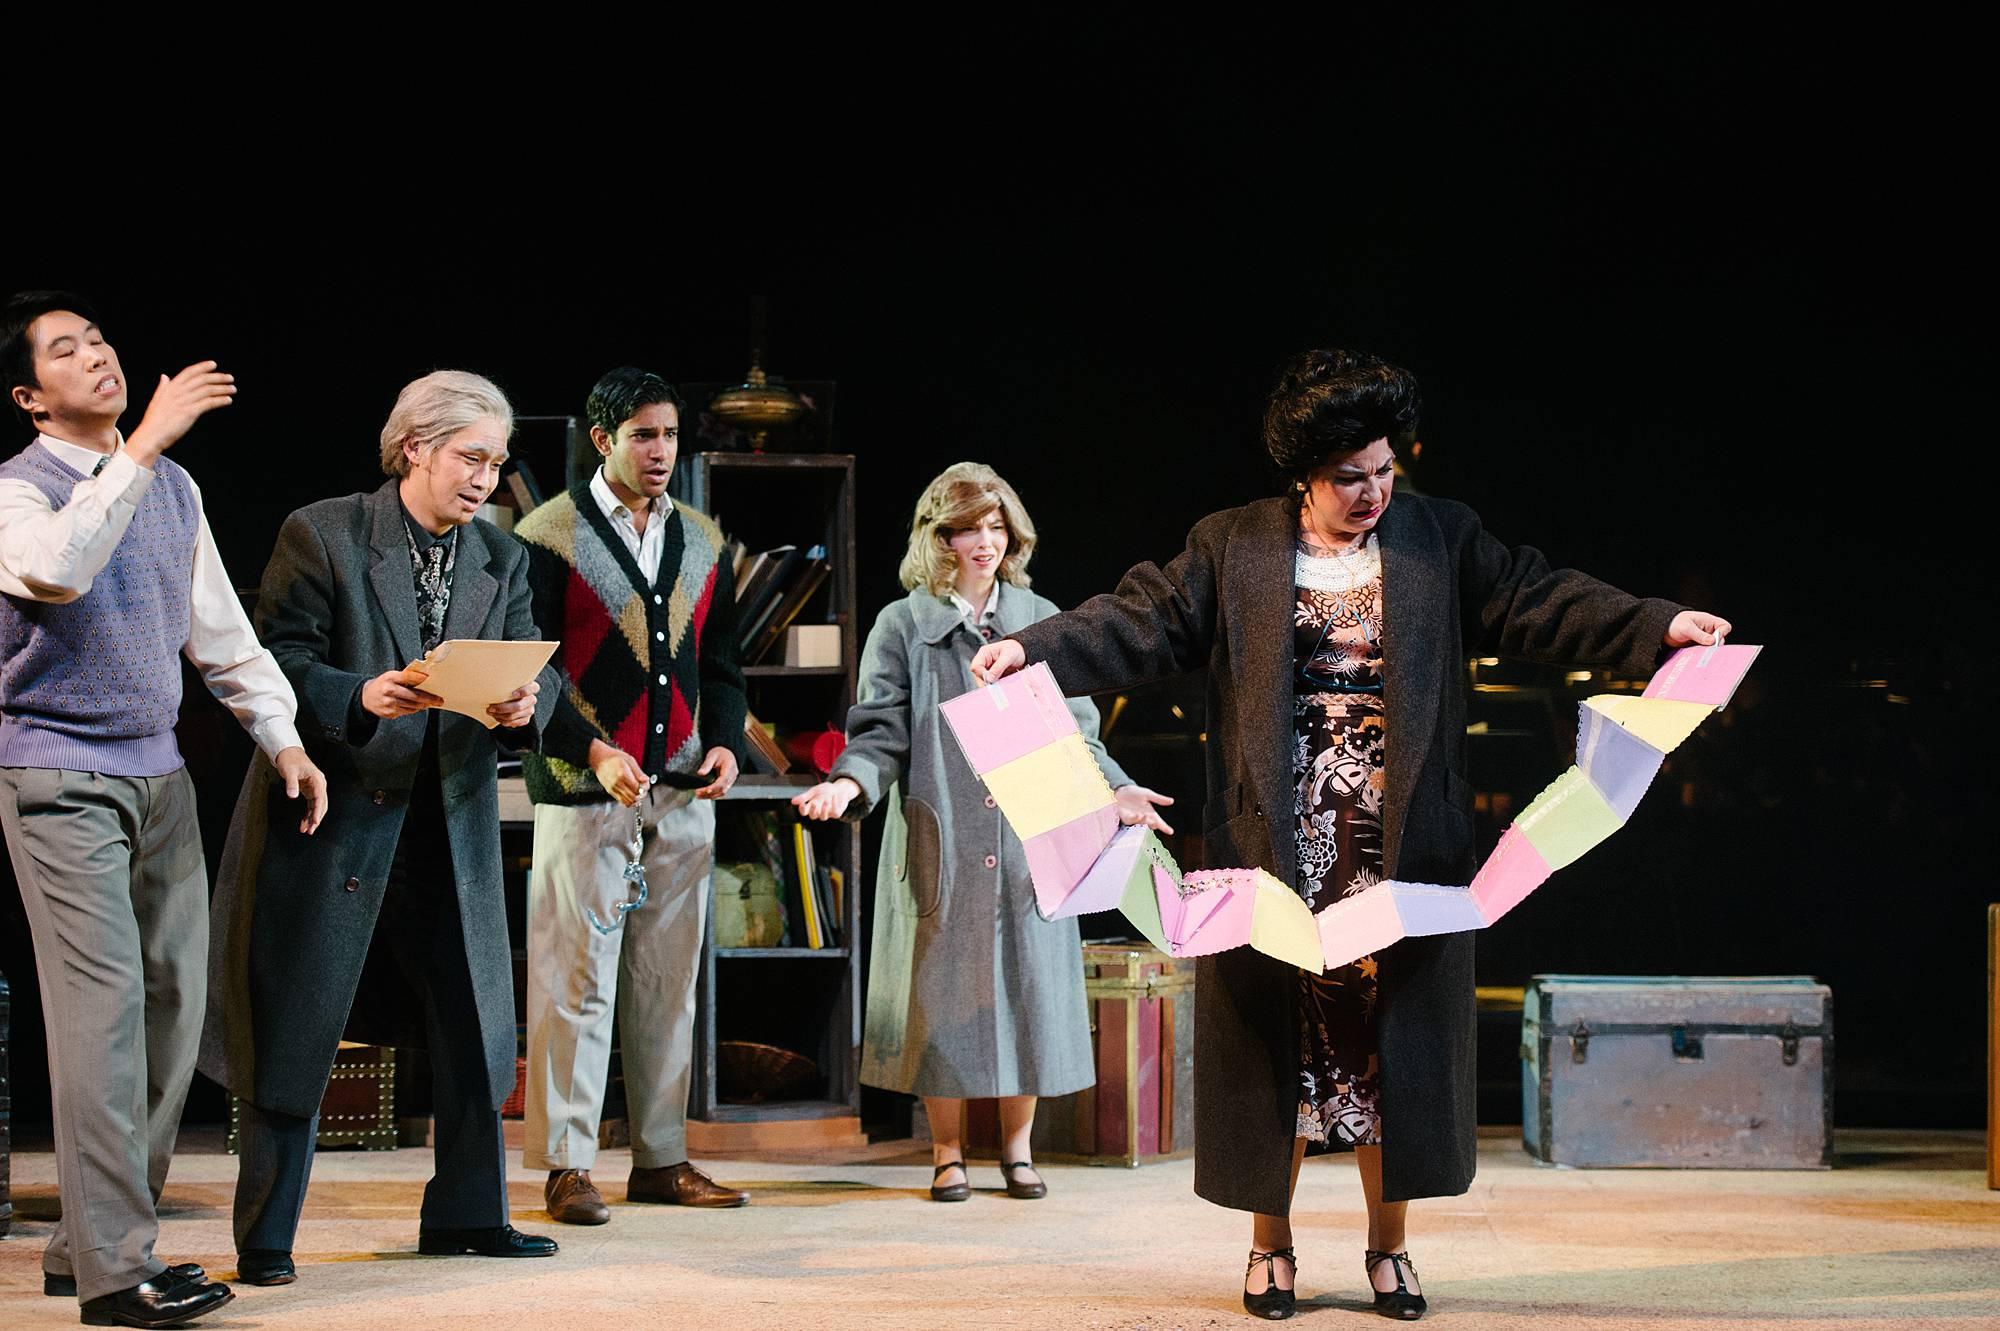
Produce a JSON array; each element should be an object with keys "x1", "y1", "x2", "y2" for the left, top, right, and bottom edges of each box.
[{"x1": 2, "y1": 1127, "x2": 1994, "y2": 1329}]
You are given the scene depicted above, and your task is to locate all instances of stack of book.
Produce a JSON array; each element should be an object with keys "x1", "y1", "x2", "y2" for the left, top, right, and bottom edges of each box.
[
  {"x1": 729, "y1": 542, "x2": 831, "y2": 665},
  {"x1": 749, "y1": 810, "x2": 844, "y2": 949}
]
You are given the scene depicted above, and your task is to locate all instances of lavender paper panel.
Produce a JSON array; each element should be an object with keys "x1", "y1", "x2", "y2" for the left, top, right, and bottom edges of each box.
[
  {"x1": 1576, "y1": 702, "x2": 1666, "y2": 821},
  {"x1": 1389, "y1": 882, "x2": 1489, "y2": 937},
  {"x1": 1023, "y1": 804, "x2": 1124, "y2": 918}
]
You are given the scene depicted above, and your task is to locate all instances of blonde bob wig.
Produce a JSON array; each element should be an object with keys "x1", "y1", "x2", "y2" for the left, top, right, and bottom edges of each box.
[
  {"x1": 378, "y1": 370, "x2": 514, "y2": 477},
  {"x1": 898, "y1": 461, "x2": 1037, "y2": 597}
]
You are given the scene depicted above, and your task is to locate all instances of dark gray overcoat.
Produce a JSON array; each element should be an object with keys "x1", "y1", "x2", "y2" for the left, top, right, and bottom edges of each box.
[
  {"x1": 199, "y1": 481, "x2": 559, "y2": 1118},
  {"x1": 1010, "y1": 493, "x2": 1681, "y2": 1212},
  {"x1": 833, "y1": 583, "x2": 1132, "y2": 1098}
]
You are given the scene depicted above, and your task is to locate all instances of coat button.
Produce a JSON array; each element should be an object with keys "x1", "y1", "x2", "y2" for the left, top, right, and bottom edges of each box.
[
  {"x1": 371, "y1": 789, "x2": 386, "y2": 805},
  {"x1": 658, "y1": 673, "x2": 669, "y2": 686},
  {"x1": 654, "y1": 594, "x2": 664, "y2": 605},
  {"x1": 983, "y1": 854, "x2": 997, "y2": 869},
  {"x1": 656, "y1": 630, "x2": 666, "y2": 642},
  {"x1": 654, "y1": 723, "x2": 665, "y2": 734},
  {"x1": 343, "y1": 877, "x2": 360, "y2": 892},
  {"x1": 984, "y1": 795, "x2": 996, "y2": 808}
]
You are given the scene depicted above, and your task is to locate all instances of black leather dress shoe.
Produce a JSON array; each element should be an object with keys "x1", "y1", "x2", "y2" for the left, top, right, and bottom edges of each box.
[
  {"x1": 45, "y1": 1263, "x2": 205, "y2": 1298},
  {"x1": 236, "y1": 1249, "x2": 298, "y2": 1285},
  {"x1": 79, "y1": 1273, "x2": 234, "y2": 1328},
  {"x1": 416, "y1": 1223, "x2": 559, "y2": 1258}
]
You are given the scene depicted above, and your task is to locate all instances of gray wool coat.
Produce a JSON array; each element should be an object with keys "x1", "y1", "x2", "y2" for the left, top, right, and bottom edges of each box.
[
  {"x1": 1010, "y1": 493, "x2": 1682, "y2": 1212},
  {"x1": 199, "y1": 481, "x2": 560, "y2": 1118},
  {"x1": 833, "y1": 582, "x2": 1133, "y2": 1099}
]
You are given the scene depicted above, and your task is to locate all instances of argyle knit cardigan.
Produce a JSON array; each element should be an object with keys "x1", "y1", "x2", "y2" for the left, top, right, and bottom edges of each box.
[{"x1": 515, "y1": 484, "x2": 746, "y2": 804}]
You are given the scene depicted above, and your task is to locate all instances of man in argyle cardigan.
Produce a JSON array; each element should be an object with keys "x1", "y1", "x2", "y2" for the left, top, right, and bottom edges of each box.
[{"x1": 514, "y1": 368, "x2": 749, "y2": 1222}]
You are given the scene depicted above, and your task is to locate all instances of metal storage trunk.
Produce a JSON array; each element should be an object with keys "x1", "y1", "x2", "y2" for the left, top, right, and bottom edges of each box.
[{"x1": 1522, "y1": 974, "x2": 1833, "y2": 1169}]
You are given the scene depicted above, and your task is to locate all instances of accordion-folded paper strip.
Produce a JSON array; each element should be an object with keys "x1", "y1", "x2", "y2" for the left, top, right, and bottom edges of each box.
[{"x1": 940, "y1": 642, "x2": 1758, "y2": 971}]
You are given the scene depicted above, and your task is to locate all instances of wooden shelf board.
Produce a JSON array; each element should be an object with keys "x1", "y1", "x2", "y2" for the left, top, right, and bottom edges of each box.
[
  {"x1": 696, "y1": 451, "x2": 855, "y2": 470},
  {"x1": 717, "y1": 947, "x2": 851, "y2": 959}
]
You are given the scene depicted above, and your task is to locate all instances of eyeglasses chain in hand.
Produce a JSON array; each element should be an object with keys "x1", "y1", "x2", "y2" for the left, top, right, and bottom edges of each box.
[{"x1": 586, "y1": 798, "x2": 650, "y2": 934}]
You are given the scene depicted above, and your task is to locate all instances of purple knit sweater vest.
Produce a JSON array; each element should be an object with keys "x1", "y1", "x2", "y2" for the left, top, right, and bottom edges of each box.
[{"x1": 0, "y1": 443, "x2": 198, "y2": 776}]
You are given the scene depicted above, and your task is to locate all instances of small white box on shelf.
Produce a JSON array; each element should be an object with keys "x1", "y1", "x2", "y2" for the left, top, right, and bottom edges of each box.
[{"x1": 784, "y1": 625, "x2": 842, "y2": 668}]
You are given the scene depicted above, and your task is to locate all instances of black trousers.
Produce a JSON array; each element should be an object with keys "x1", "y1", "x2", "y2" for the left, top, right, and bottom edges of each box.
[{"x1": 232, "y1": 824, "x2": 507, "y2": 1252}]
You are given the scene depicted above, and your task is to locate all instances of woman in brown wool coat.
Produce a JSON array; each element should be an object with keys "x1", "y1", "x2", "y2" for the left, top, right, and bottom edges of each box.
[{"x1": 973, "y1": 349, "x2": 1730, "y2": 1320}]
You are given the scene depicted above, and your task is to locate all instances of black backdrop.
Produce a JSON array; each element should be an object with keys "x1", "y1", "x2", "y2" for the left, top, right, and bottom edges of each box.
[{"x1": 1, "y1": 20, "x2": 1985, "y2": 1130}]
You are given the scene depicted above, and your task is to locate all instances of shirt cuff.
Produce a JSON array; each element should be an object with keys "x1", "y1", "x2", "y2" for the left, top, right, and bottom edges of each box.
[
  {"x1": 99, "y1": 449, "x2": 156, "y2": 499},
  {"x1": 253, "y1": 718, "x2": 304, "y2": 760}
]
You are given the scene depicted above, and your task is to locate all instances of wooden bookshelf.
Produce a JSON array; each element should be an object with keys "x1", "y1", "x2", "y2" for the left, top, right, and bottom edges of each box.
[{"x1": 682, "y1": 451, "x2": 863, "y2": 1145}]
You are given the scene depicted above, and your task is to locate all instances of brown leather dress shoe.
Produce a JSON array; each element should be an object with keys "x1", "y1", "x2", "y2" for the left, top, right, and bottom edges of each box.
[
  {"x1": 545, "y1": 1169, "x2": 611, "y2": 1225},
  {"x1": 627, "y1": 1162, "x2": 748, "y2": 1208}
]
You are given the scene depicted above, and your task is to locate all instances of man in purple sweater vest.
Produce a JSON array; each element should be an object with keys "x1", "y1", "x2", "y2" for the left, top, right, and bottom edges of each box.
[{"x1": 0, "y1": 291, "x2": 327, "y2": 1329}]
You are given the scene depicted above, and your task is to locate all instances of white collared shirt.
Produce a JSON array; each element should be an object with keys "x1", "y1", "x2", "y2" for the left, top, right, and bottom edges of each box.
[
  {"x1": 948, "y1": 584, "x2": 1000, "y2": 636},
  {"x1": 0, "y1": 432, "x2": 303, "y2": 759},
  {"x1": 588, "y1": 467, "x2": 672, "y2": 584}
]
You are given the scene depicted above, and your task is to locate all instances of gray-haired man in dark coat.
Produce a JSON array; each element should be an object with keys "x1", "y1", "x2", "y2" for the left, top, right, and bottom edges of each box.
[{"x1": 200, "y1": 370, "x2": 561, "y2": 1286}]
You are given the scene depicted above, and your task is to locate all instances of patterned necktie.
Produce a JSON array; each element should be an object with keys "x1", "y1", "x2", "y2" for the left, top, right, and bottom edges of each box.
[{"x1": 406, "y1": 528, "x2": 456, "y2": 653}]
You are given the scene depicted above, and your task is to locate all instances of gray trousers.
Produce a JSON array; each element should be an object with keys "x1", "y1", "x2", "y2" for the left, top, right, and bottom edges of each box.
[
  {"x1": 0, "y1": 766, "x2": 205, "y2": 1303},
  {"x1": 523, "y1": 786, "x2": 714, "y2": 1171}
]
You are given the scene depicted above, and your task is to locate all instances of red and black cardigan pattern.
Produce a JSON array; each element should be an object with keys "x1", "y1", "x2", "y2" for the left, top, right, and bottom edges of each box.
[{"x1": 515, "y1": 483, "x2": 746, "y2": 805}]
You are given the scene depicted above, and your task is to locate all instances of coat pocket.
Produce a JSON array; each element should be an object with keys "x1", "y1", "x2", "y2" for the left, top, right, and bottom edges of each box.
[
  {"x1": 1202, "y1": 780, "x2": 1252, "y2": 831},
  {"x1": 1205, "y1": 808, "x2": 1274, "y2": 874},
  {"x1": 896, "y1": 795, "x2": 945, "y2": 918}
]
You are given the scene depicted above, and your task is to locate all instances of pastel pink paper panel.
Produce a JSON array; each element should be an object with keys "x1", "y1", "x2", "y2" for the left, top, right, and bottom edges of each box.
[
  {"x1": 1469, "y1": 825, "x2": 1554, "y2": 924},
  {"x1": 1163, "y1": 870, "x2": 1255, "y2": 956},
  {"x1": 1315, "y1": 883, "x2": 1406, "y2": 971},
  {"x1": 1642, "y1": 644, "x2": 1763, "y2": 707},
  {"x1": 939, "y1": 662, "x2": 1080, "y2": 774},
  {"x1": 1023, "y1": 804, "x2": 1123, "y2": 917}
]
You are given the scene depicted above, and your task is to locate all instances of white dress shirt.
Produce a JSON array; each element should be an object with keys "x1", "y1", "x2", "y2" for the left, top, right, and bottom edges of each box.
[
  {"x1": 0, "y1": 433, "x2": 303, "y2": 759},
  {"x1": 948, "y1": 584, "x2": 1000, "y2": 637},
  {"x1": 587, "y1": 467, "x2": 672, "y2": 584}
]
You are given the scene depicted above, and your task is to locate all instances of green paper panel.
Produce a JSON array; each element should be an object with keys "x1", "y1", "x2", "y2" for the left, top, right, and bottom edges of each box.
[
  {"x1": 1514, "y1": 766, "x2": 1623, "y2": 870},
  {"x1": 1118, "y1": 833, "x2": 1172, "y2": 954}
]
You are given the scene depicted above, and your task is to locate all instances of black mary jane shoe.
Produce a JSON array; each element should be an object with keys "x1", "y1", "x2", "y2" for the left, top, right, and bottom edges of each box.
[
  {"x1": 929, "y1": 1158, "x2": 971, "y2": 1202},
  {"x1": 999, "y1": 1160, "x2": 1048, "y2": 1200},
  {"x1": 45, "y1": 1263, "x2": 205, "y2": 1298},
  {"x1": 416, "y1": 1224, "x2": 558, "y2": 1258},
  {"x1": 1242, "y1": 1247, "x2": 1298, "y2": 1320},
  {"x1": 1365, "y1": 1248, "x2": 1427, "y2": 1321},
  {"x1": 79, "y1": 1273, "x2": 234, "y2": 1328}
]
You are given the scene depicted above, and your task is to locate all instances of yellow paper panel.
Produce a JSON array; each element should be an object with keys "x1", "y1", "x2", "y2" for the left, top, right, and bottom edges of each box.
[
  {"x1": 980, "y1": 733, "x2": 1116, "y2": 840},
  {"x1": 1585, "y1": 694, "x2": 1714, "y2": 753},
  {"x1": 1250, "y1": 871, "x2": 1327, "y2": 971}
]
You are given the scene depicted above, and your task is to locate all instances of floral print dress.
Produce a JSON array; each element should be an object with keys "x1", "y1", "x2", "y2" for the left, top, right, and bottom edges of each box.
[{"x1": 1291, "y1": 535, "x2": 1387, "y2": 1150}]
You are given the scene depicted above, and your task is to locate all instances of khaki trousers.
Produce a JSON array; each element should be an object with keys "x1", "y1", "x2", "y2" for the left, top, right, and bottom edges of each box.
[
  {"x1": 0, "y1": 766, "x2": 205, "y2": 1303},
  {"x1": 523, "y1": 784, "x2": 714, "y2": 1171}
]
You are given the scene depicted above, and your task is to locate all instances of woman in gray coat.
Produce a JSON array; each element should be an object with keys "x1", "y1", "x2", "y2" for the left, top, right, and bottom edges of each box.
[
  {"x1": 974, "y1": 352, "x2": 1730, "y2": 1319},
  {"x1": 794, "y1": 462, "x2": 1172, "y2": 1202}
]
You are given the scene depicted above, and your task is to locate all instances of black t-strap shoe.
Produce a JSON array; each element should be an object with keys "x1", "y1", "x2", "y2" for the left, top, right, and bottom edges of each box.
[
  {"x1": 1243, "y1": 1246, "x2": 1297, "y2": 1320},
  {"x1": 1365, "y1": 1249, "x2": 1426, "y2": 1320}
]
